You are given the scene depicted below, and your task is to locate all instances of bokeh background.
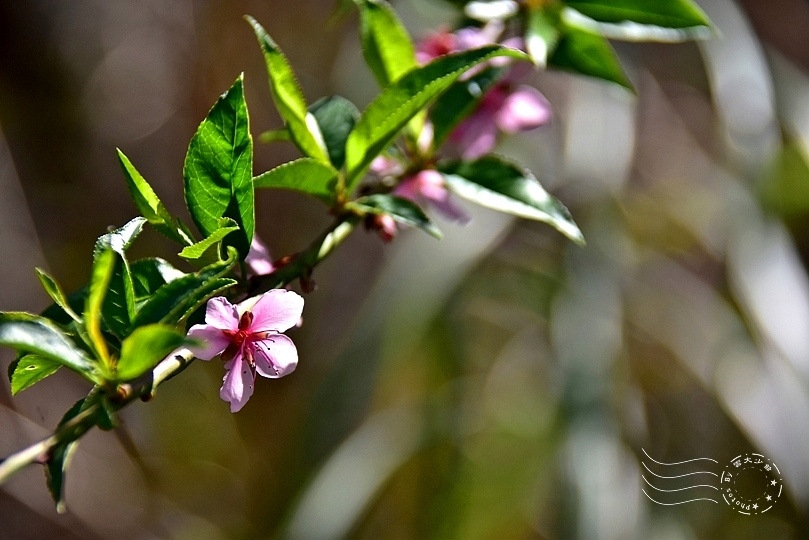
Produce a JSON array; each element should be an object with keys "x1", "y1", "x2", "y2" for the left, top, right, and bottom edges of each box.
[{"x1": 3, "y1": 0, "x2": 809, "y2": 538}]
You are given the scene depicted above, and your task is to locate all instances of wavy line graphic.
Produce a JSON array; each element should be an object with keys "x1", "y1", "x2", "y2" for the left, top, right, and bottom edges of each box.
[{"x1": 641, "y1": 448, "x2": 719, "y2": 505}]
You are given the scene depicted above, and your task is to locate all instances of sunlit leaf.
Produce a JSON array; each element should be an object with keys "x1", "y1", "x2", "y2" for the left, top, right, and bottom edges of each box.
[
  {"x1": 549, "y1": 23, "x2": 633, "y2": 90},
  {"x1": 246, "y1": 16, "x2": 330, "y2": 163},
  {"x1": 565, "y1": 0, "x2": 711, "y2": 29},
  {"x1": 35, "y1": 269, "x2": 80, "y2": 324},
  {"x1": 9, "y1": 354, "x2": 62, "y2": 395},
  {"x1": 114, "y1": 324, "x2": 189, "y2": 382},
  {"x1": 254, "y1": 158, "x2": 339, "y2": 204},
  {"x1": 178, "y1": 217, "x2": 239, "y2": 264},
  {"x1": 354, "y1": 0, "x2": 417, "y2": 87},
  {"x1": 116, "y1": 150, "x2": 192, "y2": 244},
  {"x1": 0, "y1": 312, "x2": 95, "y2": 377},
  {"x1": 184, "y1": 75, "x2": 254, "y2": 259},
  {"x1": 526, "y1": 8, "x2": 560, "y2": 66},
  {"x1": 350, "y1": 194, "x2": 442, "y2": 239},
  {"x1": 440, "y1": 156, "x2": 584, "y2": 244},
  {"x1": 345, "y1": 45, "x2": 529, "y2": 192}
]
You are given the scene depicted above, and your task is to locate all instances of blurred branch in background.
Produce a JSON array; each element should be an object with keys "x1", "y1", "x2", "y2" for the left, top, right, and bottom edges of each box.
[{"x1": 1, "y1": 0, "x2": 809, "y2": 538}]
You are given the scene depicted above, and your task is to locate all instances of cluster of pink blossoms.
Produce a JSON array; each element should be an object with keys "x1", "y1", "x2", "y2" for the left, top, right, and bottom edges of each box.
[
  {"x1": 418, "y1": 24, "x2": 551, "y2": 158},
  {"x1": 370, "y1": 24, "x2": 551, "y2": 240}
]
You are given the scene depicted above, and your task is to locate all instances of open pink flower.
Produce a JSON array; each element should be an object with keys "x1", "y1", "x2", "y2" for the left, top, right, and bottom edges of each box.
[
  {"x1": 395, "y1": 169, "x2": 470, "y2": 224},
  {"x1": 188, "y1": 290, "x2": 304, "y2": 412}
]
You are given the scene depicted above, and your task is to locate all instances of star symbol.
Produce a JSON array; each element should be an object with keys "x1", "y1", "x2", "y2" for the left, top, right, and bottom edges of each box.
[
  {"x1": 766, "y1": 495, "x2": 772, "y2": 501},
  {"x1": 771, "y1": 480, "x2": 777, "y2": 486},
  {"x1": 753, "y1": 503, "x2": 758, "y2": 509}
]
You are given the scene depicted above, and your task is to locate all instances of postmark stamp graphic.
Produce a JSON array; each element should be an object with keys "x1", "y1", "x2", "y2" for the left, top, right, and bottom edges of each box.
[{"x1": 721, "y1": 453, "x2": 782, "y2": 515}]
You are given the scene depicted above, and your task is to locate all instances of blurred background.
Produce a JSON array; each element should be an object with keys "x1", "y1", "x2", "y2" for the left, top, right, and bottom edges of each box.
[{"x1": 2, "y1": 0, "x2": 809, "y2": 538}]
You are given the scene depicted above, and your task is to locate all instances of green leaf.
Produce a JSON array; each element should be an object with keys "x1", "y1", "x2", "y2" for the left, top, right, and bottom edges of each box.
[
  {"x1": 549, "y1": 23, "x2": 633, "y2": 90},
  {"x1": 183, "y1": 75, "x2": 254, "y2": 259},
  {"x1": 46, "y1": 398, "x2": 87, "y2": 513},
  {"x1": 178, "y1": 217, "x2": 239, "y2": 264},
  {"x1": 254, "y1": 158, "x2": 339, "y2": 204},
  {"x1": 439, "y1": 156, "x2": 584, "y2": 244},
  {"x1": 259, "y1": 128, "x2": 292, "y2": 143},
  {"x1": 345, "y1": 45, "x2": 529, "y2": 192},
  {"x1": 9, "y1": 354, "x2": 62, "y2": 395},
  {"x1": 354, "y1": 0, "x2": 418, "y2": 87},
  {"x1": 35, "y1": 269, "x2": 81, "y2": 323},
  {"x1": 564, "y1": 0, "x2": 711, "y2": 30},
  {"x1": 526, "y1": 8, "x2": 561, "y2": 67},
  {"x1": 93, "y1": 222, "x2": 144, "y2": 339},
  {"x1": 0, "y1": 312, "x2": 95, "y2": 376},
  {"x1": 350, "y1": 194, "x2": 442, "y2": 239},
  {"x1": 94, "y1": 217, "x2": 146, "y2": 256},
  {"x1": 114, "y1": 324, "x2": 189, "y2": 382},
  {"x1": 84, "y1": 249, "x2": 116, "y2": 364},
  {"x1": 309, "y1": 96, "x2": 359, "y2": 170},
  {"x1": 430, "y1": 66, "x2": 506, "y2": 150},
  {"x1": 132, "y1": 250, "x2": 238, "y2": 328},
  {"x1": 42, "y1": 287, "x2": 88, "y2": 328},
  {"x1": 246, "y1": 16, "x2": 330, "y2": 163},
  {"x1": 130, "y1": 258, "x2": 186, "y2": 300},
  {"x1": 116, "y1": 150, "x2": 192, "y2": 245}
]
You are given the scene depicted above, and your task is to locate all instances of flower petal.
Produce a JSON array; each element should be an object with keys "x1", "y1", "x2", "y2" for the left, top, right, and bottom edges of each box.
[
  {"x1": 246, "y1": 289, "x2": 305, "y2": 333},
  {"x1": 220, "y1": 355, "x2": 254, "y2": 413},
  {"x1": 187, "y1": 324, "x2": 231, "y2": 360},
  {"x1": 253, "y1": 334, "x2": 298, "y2": 379},
  {"x1": 495, "y1": 86, "x2": 551, "y2": 133},
  {"x1": 204, "y1": 297, "x2": 240, "y2": 331},
  {"x1": 245, "y1": 236, "x2": 274, "y2": 276}
]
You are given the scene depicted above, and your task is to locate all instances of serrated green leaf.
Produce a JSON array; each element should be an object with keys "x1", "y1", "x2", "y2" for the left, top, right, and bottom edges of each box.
[
  {"x1": 350, "y1": 194, "x2": 442, "y2": 239},
  {"x1": 246, "y1": 16, "x2": 330, "y2": 164},
  {"x1": 526, "y1": 8, "x2": 560, "y2": 67},
  {"x1": 309, "y1": 96, "x2": 359, "y2": 170},
  {"x1": 354, "y1": 0, "x2": 418, "y2": 87},
  {"x1": 178, "y1": 217, "x2": 239, "y2": 264},
  {"x1": 565, "y1": 0, "x2": 711, "y2": 30},
  {"x1": 430, "y1": 66, "x2": 506, "y2": 150},
  {"x1": 549, "y1": 23, "x2": 633, "y2": 90},
  {"x1": 94, "y1": 217, "x2": 146, "y2": 257},
  {"x1": 116, "y1": 150, "x2": 192, "y2": 244},
  {"x1": 0, "y1": 312, "x2": 95, "y2": 377},
  {"x1": 9, "y1": 354, "x2": 62, "y2": 395},
  {"x1": 183, "y1": 75, "x2": 254, "y2": 259},
  {"x1": 130, "y1": 258, "x2": 186, "y2": 300},
  {"x1": 345, "y1": 45, "x2": 529, "y2": 192},
  {"x1": 132, "y1": 250, "x2": 238, "y2": 328},
  {"x1": 35, "y1": 269, "x2": 81, "y2": 324},
  {"x1": 101, "y1": 253, "x2": 135, "y2": 339},
  {"x1": 439, "y1": 156, "x2": 584, "y2": 244},
  {"x1": 254, "y1": 158, "x2": 339, "y2": 203},
  {"x1": 114, "y1": 324, "x2": 189, "y2": 382},
  {"x1": 42, "y1": 287, "x2": 88, "y2": 327}
]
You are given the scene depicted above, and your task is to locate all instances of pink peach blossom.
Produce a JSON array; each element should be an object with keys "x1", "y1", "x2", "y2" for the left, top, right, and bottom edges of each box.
[{"x1": 187, "y1": 290, "x2": 303, "y2": 412}]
